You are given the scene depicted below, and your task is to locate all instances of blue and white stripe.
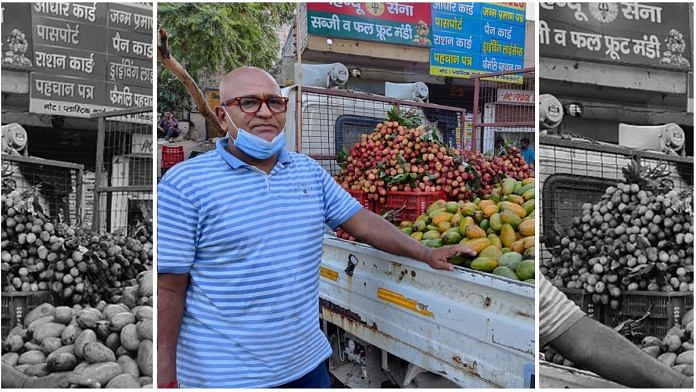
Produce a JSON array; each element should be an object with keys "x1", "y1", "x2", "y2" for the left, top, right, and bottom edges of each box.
[{"x1": 157, "y1": 137, "x2": 362, "y2": 387}]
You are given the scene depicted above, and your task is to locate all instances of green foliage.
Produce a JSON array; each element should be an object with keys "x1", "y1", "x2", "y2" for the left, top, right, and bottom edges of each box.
[
  {"x1": 158, "y1": 2, "x2": 295, "y2": 108},
  {"x1": 157, "y1": 67, "x2": 190, "y2": 117}
]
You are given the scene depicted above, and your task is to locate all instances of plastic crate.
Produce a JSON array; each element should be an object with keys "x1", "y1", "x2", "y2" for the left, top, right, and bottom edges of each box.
[
  {"x1": 559, "y1": 288, "x2": 602, "y2": 321},
  {"x1": 345, "y1": 188, "x2": 375, "y2": 211},
  {"x1": 604, "y1": 291, "x2": 694, "y2": 338},
  {"x1": 385, "y1": 191, "x2": 446, "y2": 223},
  {"x1": 1, "y1": 291, "x2": 54, "y2": 339}
]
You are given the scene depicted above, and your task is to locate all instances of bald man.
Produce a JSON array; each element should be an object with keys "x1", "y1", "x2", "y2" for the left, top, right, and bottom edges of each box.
[{"x1": 157, "y1": 66, "x2": 474, "y2": 388}]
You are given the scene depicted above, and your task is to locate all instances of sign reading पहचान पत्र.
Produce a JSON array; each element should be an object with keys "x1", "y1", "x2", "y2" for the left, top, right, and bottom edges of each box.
[
  {"x1": 1, "y1": 3, "x2": 154, "y2": 123},
  {"x1": 540, "y1": 2, "x2": 692, "y2": 70}
]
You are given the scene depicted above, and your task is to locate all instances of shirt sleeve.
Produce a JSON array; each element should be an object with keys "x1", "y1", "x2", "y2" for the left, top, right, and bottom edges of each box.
[
  {"x1": 539, "y1": 274, "x2": 586, "y2": 347},
  {"x1": 320, "y1": 166, "x2": 363, "y2": 230},
  {"x1": 157, "y1": 179, "x2": 199, "y2": 274}
]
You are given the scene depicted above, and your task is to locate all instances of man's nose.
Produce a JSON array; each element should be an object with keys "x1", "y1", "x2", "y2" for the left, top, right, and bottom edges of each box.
[{"x1": 256, "y1": 101, "x2": 274, "y2": 118}]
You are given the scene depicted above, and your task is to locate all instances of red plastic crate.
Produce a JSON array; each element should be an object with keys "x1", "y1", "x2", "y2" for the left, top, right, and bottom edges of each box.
[
  {"x1": 346, "y1": 188, "x2": 377, "y2": 212},
  {"x1": 385, "y1": 191, "x2": 446, "y2": 223}
]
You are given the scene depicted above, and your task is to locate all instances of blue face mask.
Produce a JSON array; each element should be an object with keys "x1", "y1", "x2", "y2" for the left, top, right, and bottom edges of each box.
[{"x1": 224, "y1": 109, "x2": 286, "y2": 160}]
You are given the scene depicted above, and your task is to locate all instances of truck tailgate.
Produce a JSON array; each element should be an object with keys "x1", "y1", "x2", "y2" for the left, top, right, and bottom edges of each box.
[{"x1": 319, "y1": 236, "x2": 535, "y2": 388}]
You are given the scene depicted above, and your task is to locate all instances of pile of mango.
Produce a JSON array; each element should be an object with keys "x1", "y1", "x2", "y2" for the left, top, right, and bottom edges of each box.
[{"x1": 400, "y1": 177, "x2": 535, "y2": 283}]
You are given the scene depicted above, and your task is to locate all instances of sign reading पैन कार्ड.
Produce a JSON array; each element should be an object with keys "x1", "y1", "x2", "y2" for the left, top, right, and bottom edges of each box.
[
  {"x1": 429, "y1": 2, "x2": 527, "y2": 84},
  {"x1": 22, "y1": 2, "x2": 153, "y2": 124},
  {"x1": 539, "y1": 2, "x2": 692, "y2": 71}
]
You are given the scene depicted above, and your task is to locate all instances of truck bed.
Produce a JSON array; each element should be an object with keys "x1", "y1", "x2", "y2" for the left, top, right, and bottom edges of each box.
[
  {"x1": 539, "y1": 361, "x2": 625, "y2": 388},
  {"x1": 319, "y1": 236, "x2": 535, "y2": 388}
]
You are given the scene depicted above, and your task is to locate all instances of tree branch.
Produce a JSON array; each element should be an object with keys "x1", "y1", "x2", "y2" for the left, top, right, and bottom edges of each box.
[{"x1": 157, "y1": 26, "x2": 223, "y2": 137}]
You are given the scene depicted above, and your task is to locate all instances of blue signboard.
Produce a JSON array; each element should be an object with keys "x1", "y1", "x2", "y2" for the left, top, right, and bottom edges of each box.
[{"x1": 430, "y1": 2, "x2": 526, "y2": 82}]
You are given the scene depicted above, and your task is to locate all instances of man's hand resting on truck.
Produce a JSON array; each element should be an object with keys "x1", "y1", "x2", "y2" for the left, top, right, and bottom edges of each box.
[
  {"x1": 339, "y1": 209, "x2": 476, "y2": 271},
  {"x1": 422, "y1": 245, "x2": 476, "y2": 271}
]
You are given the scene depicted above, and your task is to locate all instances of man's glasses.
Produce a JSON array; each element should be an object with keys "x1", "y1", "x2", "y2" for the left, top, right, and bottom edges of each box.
[{"x1": 220, "y1": 96, "x2": 289, "y2": 114}]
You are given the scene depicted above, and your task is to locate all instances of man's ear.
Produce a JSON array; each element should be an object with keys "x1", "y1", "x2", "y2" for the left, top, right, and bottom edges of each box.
[{"x1": 215, "y1": 107, "x2": 226, "y2": 130}]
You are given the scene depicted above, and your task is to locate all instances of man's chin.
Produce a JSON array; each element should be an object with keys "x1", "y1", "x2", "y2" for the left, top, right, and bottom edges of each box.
[{"x1": 253, "y1": 129, "x2": 280, "y2": 140}]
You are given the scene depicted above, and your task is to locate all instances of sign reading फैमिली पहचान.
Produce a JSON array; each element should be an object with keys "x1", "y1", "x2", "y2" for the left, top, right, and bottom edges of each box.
[{"x1": 539, "y1": 2, "x2": 692, "y2": 71}]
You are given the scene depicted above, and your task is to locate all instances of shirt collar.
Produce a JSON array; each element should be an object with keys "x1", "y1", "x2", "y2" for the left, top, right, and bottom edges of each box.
[{"x1": 216, "y1": 136, "x2": 291, "y2": 170}]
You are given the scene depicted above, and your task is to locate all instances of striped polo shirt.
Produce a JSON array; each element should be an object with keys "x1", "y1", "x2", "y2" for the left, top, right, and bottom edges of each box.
[
  {"x1": 539, "y1": 274, "x2": 586, "y2": 347},
  {"x1": 157, "y1": 137, "x2": 363, "y2": 387}
]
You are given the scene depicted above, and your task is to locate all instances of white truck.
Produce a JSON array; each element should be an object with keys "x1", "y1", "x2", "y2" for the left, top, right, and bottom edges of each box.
[{"x1": 282, "y1": 79, "x2": 535, "y2": 387}]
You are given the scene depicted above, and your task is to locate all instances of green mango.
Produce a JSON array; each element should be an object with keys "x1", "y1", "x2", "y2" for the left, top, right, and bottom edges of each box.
[
  {"x1": 516, "y1": 259, "x2": 535, "y2": 281},
  {"x1": 489, "y1": 213, "x2": 503, "y2": 232},
  {"x1": 516, "y1": 184, "x2": 534, "y2": 196},
  {"x1": 480, "y1": 219, "x2": 490, "y2": 231},
  {"x1": 441, "y1": 229, "x2": 462, "y2": 245},
  {"x1": 421, "y1": 239, "x2": 443, "y2": 248},
  {"x1": 493, "y1": 266, "x2": 519, "y2": 280},
  {"x1": 479, "y1": 245, "x2": 503, "y2": 261},
  {"x1": 445, "y1": 201, "x2": 460, "y2": 214},
  {"x1": 414, "y1": 218, "x2": 427, "y2": 232},
  {"x1": 422, "y1": 230, "x2": 441, "y2": 240},
  {"x1": 428, "y1": 208, "x2": 447, "y2": 219},
  {"x1": 499, "y1": 252, "x2": 523, "y2": 271},
  {"x1": 501, "y1": 178, "x2": 517, "y2": 195},
  {"x1": 470, "y1": 257, "x2": 497, "y2": 272},
  {"x1": 522, "y1": 200, "x2": 535, "y2": 216}
]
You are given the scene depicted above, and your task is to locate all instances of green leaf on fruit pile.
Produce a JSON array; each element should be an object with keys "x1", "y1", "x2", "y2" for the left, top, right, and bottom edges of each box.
[
  {"x1": 419, "y1": 127, "x2": 443, "y2": 146},
  {"x1": 397, "y1": 154, "x2": 406, "y2": 164},
  {"x1": 389, "y1": 173, "x2": 412, "y2": 184}
]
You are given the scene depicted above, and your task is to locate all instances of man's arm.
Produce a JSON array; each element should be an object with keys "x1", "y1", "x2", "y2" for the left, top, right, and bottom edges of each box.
[
  {"x1": 339, "y1": 209, "x2": 475, "y2": 270},
  {"x1": 157, "y1": 273, "x2": 190, "y2": 386},
  {"x1": 550, "y1": 316, "x2": 692, "y2": 388}
]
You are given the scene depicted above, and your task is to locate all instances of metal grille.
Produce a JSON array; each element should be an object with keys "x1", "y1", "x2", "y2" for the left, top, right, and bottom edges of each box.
[
  {"x1": 299, "y1": 87, "x2": 466, "y2": 175},
  {"x1": 91, "y1": 107, "x2": 153, "y2": 234},
  {"x1": 1, "y1": 155, "x2": 83, "y2": 227},
  {"x1": 539, "y1": 135, "x2": 693, "y2": 266},
  {"x1": 471, "y1": 68, "x2": 535, "y2": 154}
]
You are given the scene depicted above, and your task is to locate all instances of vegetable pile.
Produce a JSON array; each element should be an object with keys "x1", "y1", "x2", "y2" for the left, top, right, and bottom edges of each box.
[
  {"x1": 542, "y1": 160, "x2": 694, "y2": 309},
  {"x1": 2, "y1": 271, "x2": 153, "y2": 388},
  {"x1": 2, "y1": 188, "x2": 153, "y2": 305},
  {"x1": 396, "y1": 177, "x2": 535, "y2": 282},
  {"x1": 335, "y1": 108, "x2": 533, "y2": 204}
]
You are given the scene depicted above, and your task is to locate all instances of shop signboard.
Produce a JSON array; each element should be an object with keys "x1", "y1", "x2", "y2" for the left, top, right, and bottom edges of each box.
[
  {"x1": 307, "y1": 3, "x2": 432, "y2": 47},
  {"x1": 540, "y1": 2, "x2": 692, "y2": 71},
  {"x1": 429, "y1": 2, "x2": 527, "y2": 83},
  {"x1": 28, "y1": 2, "x2": 153, "y2": 123}
]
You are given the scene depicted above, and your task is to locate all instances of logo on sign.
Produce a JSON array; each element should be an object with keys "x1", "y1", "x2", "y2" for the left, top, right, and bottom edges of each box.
[{"x1": 589, "y1": 3, "x2": 618, "y2": 23}]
